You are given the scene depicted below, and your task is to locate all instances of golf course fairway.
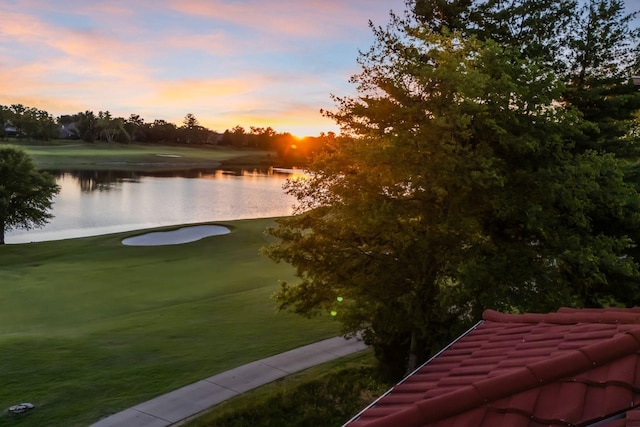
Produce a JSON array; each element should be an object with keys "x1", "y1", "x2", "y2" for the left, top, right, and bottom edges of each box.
[{"x1": 0, "y1": 218, "x2": 339, "y2": 426}]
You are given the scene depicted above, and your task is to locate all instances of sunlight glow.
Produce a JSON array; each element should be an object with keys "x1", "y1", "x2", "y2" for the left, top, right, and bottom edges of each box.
[{"x1": 0, "y1": 0, "x2": 406, "y2": 135}]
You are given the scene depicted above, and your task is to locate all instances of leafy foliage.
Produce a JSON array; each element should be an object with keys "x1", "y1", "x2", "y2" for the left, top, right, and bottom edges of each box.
[
  {"x1": 264, "y1": 3, "x2": 640, "y2": 375},
  {"x1": 0, "y1": 104, "x2": 58, "y2": 141},
  {"x1": 0, "y1": 147, "x2": 60, "y2": 244},
  {"x1": 414, "y1": 0, "x2": 640, "y2": 157}
]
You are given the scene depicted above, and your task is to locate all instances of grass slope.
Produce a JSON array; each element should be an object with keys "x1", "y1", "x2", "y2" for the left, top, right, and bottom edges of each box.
[
  {"x1": 0, "y1": 140, "x2": 275, "y2": 170},
  {"x1": 0, "y1": 218, "x2": 338, "y2": 426}
]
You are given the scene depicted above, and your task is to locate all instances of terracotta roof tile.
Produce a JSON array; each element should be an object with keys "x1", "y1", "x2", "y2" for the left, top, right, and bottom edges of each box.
[
  {"x1": 344, "y1": 308, "x2": 640, "y2": 427},
  {"x1": 628, "y1": 409, "x2": 640, "y2": 423}
]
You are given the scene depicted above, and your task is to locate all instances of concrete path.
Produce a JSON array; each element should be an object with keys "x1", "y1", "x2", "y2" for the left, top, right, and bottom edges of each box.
[{"x1": 90, "y1": 336, "x2": 367, "y2": 427}]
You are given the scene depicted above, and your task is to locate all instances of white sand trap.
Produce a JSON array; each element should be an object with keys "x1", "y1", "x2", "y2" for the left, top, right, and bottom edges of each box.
[
  {"x1": 155, "y1": 154, "x2": 182, "y2": 158},
  {"x1": 122, "y1": 225, "x2": 230, "y2": 246}
]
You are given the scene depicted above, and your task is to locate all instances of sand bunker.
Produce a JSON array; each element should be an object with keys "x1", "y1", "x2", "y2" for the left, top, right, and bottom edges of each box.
[{"x1": 122, "y1": 225, "x2": 230, "y2": 246}]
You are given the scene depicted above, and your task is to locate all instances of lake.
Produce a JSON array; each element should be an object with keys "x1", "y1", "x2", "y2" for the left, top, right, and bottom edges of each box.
[{"x1": 5, "y1": 167, "x2": 303, "y2": 244}]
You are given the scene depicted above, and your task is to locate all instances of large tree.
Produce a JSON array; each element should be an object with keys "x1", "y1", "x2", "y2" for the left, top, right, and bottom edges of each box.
[
  {"x1": 124, "y1": 114, "x2": 145, "y2": 143},
  {"x1": 414, "y1": 0, "x2": 640, "y2": 157},
  {"x1": 0, "y1": 147, "x2": 60, "y2": 244},
  {"x1": 97, "y1": 111, "x2": 128, "y2": 144},
  {"x1": 264, "y1": 8, "x2": 640, "y2": 376},
  {"x1": 563, "y1": 0, "x2": 640, "y2": 156},
  {"x1": 77, "y1": 110, "x2": 98, "y2": 143},
  {"x1": 179, "y1": 113, "x2": 210, "y2": 144},
  {"x1": 418, "y1": 0, "x2": 640, "y2": 302}
]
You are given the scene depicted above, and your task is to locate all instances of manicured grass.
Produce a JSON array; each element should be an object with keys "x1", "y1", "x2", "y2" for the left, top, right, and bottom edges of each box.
[
  {"x1": 0, "y1": 218, "x2": 339, "y2": 426},
  {"x1": 184, "y1": 350, "x2": 391, "y2": 427},
  {"x1": 0, "y1": 140, "x2": 276, "y2": 170}
]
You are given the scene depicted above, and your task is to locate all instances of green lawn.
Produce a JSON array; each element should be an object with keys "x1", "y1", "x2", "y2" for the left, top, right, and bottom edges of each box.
[
  {"x1": 0, "y1": 140, "x2": 276, "y2": 170},
  {"x1": 0, "y1": 218, "x2": 339, "y2": 426}
]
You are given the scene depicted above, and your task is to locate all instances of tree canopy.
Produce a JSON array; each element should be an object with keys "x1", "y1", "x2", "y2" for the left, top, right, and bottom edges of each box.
[
  {"x1": 264, "y1": 0, "x2": 640, "y2": 376},
  {"x1": 0, "y1": 147, "x2": 60, "y2": 244}
]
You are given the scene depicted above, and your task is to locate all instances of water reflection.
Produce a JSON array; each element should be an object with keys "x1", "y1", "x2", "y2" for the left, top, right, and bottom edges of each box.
[
  {"x1": 51, "y1": 167, "x2": 295, "y2": 193},
  {"x1": 7, "y1": 167, "x2": 302, "y2": 243},
  {"x1": 60, "y1": 170, "x2": 137, "y2": 192}
]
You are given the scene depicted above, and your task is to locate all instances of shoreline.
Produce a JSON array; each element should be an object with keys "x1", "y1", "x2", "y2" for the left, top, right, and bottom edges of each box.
[{"x1": 4, "y1": 217, "x2": 282, "y2": 245}]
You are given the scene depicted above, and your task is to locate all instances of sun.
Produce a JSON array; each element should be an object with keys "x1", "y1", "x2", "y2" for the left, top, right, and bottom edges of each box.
[{"x1": 290, "y1": 135, "x2": 306, "y2": 150}]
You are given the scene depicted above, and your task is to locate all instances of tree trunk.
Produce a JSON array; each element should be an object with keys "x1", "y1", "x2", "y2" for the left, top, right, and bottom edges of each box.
[
  {"x1": 407, "y1": 329, "x2": 421, "y2": 374},
  {"x1": 0, "y1": 226, "x2": 5, "y2": 244}
]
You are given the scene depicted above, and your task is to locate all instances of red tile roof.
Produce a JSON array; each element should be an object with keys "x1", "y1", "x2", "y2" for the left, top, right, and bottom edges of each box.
[{"x1": 345, "y1": 308, "x2": 640, "y2": 427}]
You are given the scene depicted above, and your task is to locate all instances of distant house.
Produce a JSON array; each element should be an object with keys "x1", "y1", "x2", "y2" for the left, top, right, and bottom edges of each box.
[
  {"x1": 344, "y1": 307, "x2": 640, "y2": 427},
  {"x1": 4, "y1": 125, "x2": 18, "y2": 137}
]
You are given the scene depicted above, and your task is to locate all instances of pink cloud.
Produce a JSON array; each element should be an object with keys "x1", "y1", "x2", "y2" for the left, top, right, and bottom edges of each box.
[
  {"x1": 74, "y1": 2, "x2": 137, "y2": 17},
  {"x1": 0, "y1": 8, "x2": 149, "y2": 78},
  {"x1": 163, "y1": 31, "x2": 237, "y2": 56},
  {"x1": 0, "y1": 4, "x2": 157, "y2": 117},
  {"x1": 0, "y1": 0, "x2": 403, "y2": 135},
  {"x1": 166, "y1": 0, "x2": 394, "y2": 39}
]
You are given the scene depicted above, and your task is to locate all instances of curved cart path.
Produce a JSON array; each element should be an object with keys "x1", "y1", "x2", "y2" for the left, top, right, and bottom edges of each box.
[{"x1": 90, "y1": 336, "x2": 367, "y2": 427}]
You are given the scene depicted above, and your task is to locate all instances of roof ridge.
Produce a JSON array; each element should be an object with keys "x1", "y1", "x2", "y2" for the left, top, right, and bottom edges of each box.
[
  {"x1": 483, "y1": 308, "x2": 640, "y2": 325},
  {"x1": 558, "y1": 307, "x2": 640, "y2": 314},
  {"x1": 360, "y1": 327, "x2": 640, "y2": 427}
]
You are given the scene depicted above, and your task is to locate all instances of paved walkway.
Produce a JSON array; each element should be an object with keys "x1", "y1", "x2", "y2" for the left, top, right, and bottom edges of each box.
[{"x1": 90, "y1": 336, "x2": 367, "y2": 427}]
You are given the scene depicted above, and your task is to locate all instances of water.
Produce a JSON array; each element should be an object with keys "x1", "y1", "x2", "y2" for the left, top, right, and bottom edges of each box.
[{"x1": 5, "y1": 167, "x2": 303, "y2": 244}]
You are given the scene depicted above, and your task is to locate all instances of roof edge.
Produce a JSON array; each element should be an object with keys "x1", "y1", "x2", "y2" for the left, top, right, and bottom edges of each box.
[
  {"x1": 343, "y1": 320, "x2": 484, "y2": 427},
  {"x1": 483, "y1": 308, "x2": 640, "y2": 325}
]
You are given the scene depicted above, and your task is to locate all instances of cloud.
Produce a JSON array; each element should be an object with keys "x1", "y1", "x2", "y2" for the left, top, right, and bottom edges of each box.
[
  {"x1": 162, "y1": 31, "x2": 238, "y2": 57},
  {"x1": 165, "y1": 0, "x2": 393, "y2": 39},
  {"x1": 0, "y1": 0, "x2": 404, "y2": 135},
  {"x1": 153, "y1": 77, "x2": 261, "y2": 102},
  {"x1": 0, "y1": 3, "x2": 159, "y2": 117},
  {"x1": 144, "y1": 72, "x2": 338, "y2": 134},
  {"x1": 74, "y1": 2, "x2": 138, "y2": 17},
  {"x1": 0, "y1": 7, "x2": 149, "y2": 78},
  {"x1": 0, "y1": 88, "x2": 86, "y2": 115}
]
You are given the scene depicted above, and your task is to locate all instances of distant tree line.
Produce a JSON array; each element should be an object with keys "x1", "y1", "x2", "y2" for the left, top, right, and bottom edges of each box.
[
  {"x1": 0, "y1": 104, "x2": 57, "y2": 141},
  {"x1": 0, "y1": 104, "x2": 335, "y2": 162}
]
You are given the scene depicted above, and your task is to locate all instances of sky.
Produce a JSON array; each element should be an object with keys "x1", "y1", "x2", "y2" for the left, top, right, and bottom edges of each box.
[
  {"x1": 0, "y1": 0, "x2": 407, "y2": 136},
  {"x1": 0, "y1": 1, "x2": 639, "y2": 137}
]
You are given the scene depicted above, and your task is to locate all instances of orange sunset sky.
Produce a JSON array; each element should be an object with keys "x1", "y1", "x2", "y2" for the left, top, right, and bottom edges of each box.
[
  {"x1": 0, "y1": 1, "x2": 638, "y2": 136},
  {"x1": 0, "y1": 0, "x2": 407, "y2": 136}
]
